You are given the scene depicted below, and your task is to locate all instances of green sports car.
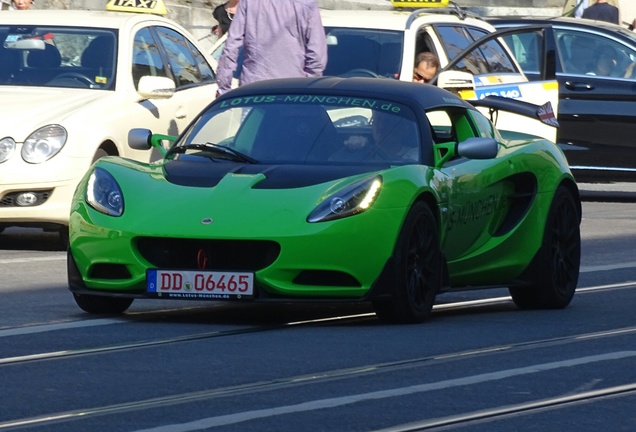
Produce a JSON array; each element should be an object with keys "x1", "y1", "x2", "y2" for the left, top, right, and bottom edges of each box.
[{"x1": 67, "y1": 77, "x2": 581, "y2": 323}]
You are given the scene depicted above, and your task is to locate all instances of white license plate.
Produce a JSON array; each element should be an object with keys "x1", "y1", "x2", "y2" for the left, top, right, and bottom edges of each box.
[{"x1": 147, "y1": 269, "x2": 254, "y2": 300}]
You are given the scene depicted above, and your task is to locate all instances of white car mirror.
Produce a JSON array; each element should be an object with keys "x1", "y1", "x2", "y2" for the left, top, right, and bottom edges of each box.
[
  {"x1": 436, "y1": 70, "x2": 476, "y2": 92},
  {"x1": 137, "y1": 76, "x2": 176, "y2": 100}
]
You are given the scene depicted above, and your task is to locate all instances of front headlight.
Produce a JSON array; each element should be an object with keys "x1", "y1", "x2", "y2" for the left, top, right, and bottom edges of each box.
[
  {"x1": 86, "y1": 168, "x2": 124, "y2": 217},
  {"x1": 308, "y1": 176, "x2": 382, "y2": 223},
  {"x1": 0, "y1": 137, "x2": 16, "y2": 163},
  {"x1": 22, "y1": 125, "x2": 67, "y2": 164}
]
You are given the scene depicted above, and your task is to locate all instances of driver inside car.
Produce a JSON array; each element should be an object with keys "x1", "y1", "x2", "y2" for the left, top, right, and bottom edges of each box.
[{"x1": 331, "y1": 110, "x2": 419, "y2": 163}]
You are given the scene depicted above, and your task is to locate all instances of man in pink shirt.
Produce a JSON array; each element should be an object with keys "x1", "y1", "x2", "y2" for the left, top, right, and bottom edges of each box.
[{"x1": 216, "y1": 0, "x2": 328, "y2": 95}]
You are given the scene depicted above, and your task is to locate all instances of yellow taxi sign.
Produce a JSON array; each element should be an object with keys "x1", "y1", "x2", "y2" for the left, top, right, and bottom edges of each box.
[
  {"x1": 106, "y1": 0, "x2": 167, "y2": 15},
  {"x1": 391, "y1": 0, "x2": 450, "y2": 8}
]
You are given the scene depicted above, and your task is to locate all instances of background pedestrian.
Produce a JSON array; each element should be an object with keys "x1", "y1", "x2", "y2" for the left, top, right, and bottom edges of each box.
[
  {"x1": 215, "y1": 0, "x2": 327, "y2": 96},
  {"x1": 10, "y1": 0, "x2": 32, "y2": 9},
  {"x1": 582, "y1": 0, "x2": 620, "y2": 24},
  {"x1": 212, "y1": 0, "x2": 238, "y2": 38}
]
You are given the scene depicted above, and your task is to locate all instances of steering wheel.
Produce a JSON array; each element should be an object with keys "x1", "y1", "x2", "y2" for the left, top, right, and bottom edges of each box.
[
  {"x1": 340, "y1": 68, "x2": 381, "y2": 78},
  {"x1": 50, "y1": 72, "x2": 95, "y2": 87}
]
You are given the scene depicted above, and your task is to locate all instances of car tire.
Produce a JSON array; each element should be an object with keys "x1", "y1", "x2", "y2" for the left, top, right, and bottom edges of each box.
[
  {"x1": 58, "y1": 226, "x2": 69, "y2": 250},
  {"x1": 509, "y1": 186, "x2": 580, "y2": 309},
  {"x1": 73, "y1": 293, "x2": 133, "y2": 314},
  {"x1": 373, "y1": 201, "x2": 442, "y2": 324}
]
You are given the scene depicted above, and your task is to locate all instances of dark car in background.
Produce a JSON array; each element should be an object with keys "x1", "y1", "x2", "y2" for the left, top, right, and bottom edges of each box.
[{"x1": 489, "y1": 16, "x2": 636, "y2": 183}]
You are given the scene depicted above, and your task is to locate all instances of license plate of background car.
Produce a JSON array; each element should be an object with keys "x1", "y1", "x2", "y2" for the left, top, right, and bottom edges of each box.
[{"x1": 147, "y1": 269, "x2": 254, "y2": 300}]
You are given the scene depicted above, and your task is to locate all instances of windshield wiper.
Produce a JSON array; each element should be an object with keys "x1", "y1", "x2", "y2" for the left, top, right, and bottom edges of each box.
[{"x1": 166, "y1": 143, "x2": 257, "y2": 164}]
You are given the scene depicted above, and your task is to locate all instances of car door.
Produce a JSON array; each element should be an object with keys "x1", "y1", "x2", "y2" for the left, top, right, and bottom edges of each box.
[
  {"x1": 151, "y1": 26, "x2": 217, "y2": 128},
  {"x1": 498, "y1": 24, "x2": 636, "y2": 181},
  {"x1": 109, "y1": 24, "x2": 217, "y2": 162},
  {"x1": 427, "y1": 107, "x2": 510, "y2": 262},
  {"x1": 551, "y1": 26, "x2": 636, "y2": 179},
  {"x1": 433, "y1": 25, "x2": 559, "y2": 144},
  {"x1": 434, "y1": 24, "x2": 526, "y2": 85}
]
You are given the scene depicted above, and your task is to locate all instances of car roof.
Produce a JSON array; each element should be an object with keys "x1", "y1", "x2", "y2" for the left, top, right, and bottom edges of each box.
[
  {"x1": 320, "y1": 9, "x2": 494, "y2": 33},
  {"x1": 489, "y1": 16, "x2": 636, "y2": 38},
  {"x1": 216, "y1": 76, "x2": 474, "y2": 112},
  {"x1": 0, "y1": 9, "x2": 176, "y2": 28}
]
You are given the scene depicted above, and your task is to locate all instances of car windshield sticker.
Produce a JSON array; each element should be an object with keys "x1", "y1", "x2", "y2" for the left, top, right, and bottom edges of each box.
[
  {"x1": 219, "y1": 95, "x2": 403, "y2": 113},
  {"x1": 475, "y1": 85, "x2": 522, "y2": 100}
]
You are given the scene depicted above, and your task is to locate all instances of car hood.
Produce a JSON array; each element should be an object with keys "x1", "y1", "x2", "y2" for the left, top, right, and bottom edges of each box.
[
  {"x1": 161, "y1": 159, "x2": 386, "y2": 189},
  {"x1": 0, "y1": 87, "x2": 107, "y2": 140}
]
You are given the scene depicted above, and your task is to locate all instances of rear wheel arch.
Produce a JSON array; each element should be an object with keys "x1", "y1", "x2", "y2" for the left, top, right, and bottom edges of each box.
[
  {"x1": 559, "y1": 178, "x2": 581, "y2": 222},
  {"x1": 509, "y1": 184, "x2": 581, "y2": 309}
]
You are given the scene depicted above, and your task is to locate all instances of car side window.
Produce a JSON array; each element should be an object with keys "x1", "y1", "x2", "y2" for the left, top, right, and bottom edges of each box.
[
  {"x1": 501, "y1": 31, "x2": 542, "y2": 75},
  {"x1": 434, "y1": 25, "x2": 518, "y2": 75},
  {"x1": 155, "y1": 26, "x2": 214, "y2": 88},
  {"x1": 132, "y1": 27, "x2": 169, "y2": 89},
  {"x1": 427, "y1": 108, "x2": 479, "y2": 165},
  {"x1": 466, "y1": 27, "x2": 517, "y2": 74},
  {"x1": 467, "y1": 109, "x2": 498, "y2": 139},
  {"x1": 555, "y1": 29, "x2": 636, "y2": 79},
  {"x1": 186, "y1": 38, "x2": 215, "y2": 82},
  {"x1": 434, "y1": 25, "x2": 490, "y2": 75},
  {"x1": 427, "y1": 108, "x2": 477, "y2": 144},
  {"x1": 426, "y1": 110, "x2": 455, "y2": 143}
]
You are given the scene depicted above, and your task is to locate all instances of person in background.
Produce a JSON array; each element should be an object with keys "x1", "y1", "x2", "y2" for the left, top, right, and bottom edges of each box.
[
  {"x1": 562, "y1": 0, "x2": 619, "y2": 19},
  {"x1": 413, "y1": 52, "x2": 439, "y2": 84},
  {"x1": 10, "y1": 0, "x2": 32, "y2": 9},
  {"x1": 563, "y1": 0, "x2": 589, "y2": 18},
  {"x1": 212, "y1": 0, "x2": 238, "y2": 38},
  {"x1": 582, "y1": 0, "x2": 619, "y2": 24},
  {"x1": 215, "y1": 0, "x2": 327, "y2": 96}
]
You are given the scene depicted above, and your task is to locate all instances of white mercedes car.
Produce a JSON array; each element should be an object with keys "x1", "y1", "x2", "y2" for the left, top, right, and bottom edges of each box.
[{"x1": 0, "y1": 8, "x2": 218, "y2": 242}]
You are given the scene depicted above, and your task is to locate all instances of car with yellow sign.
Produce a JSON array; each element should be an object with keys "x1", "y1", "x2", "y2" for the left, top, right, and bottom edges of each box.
[
  {"x1": 0, "y1": 0, "x2": 218, "y2": 243},
  {"x1": 211, "y1": 0, "x2": 559, "y2": 144}
]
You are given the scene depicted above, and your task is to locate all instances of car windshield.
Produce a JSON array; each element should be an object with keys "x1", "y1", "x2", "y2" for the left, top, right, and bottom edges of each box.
[
  {"x1": 178, "y1": 94, "x2": 422, "y2": 165},
  {"x1": 323, "y1": 27, "x2": 404, "y2": 78},
  {"x1": 0, "y1": 26, "x2": 117, "y2": 89}
]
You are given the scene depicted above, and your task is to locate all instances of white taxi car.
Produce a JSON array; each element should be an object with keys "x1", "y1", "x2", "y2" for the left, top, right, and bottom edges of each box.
[
  {"x1": 211, "y1": 0, "x2": 558, "y2": 142},
  {"x1": 0, "y1": 7, "x2": 218, "y2": 242}
]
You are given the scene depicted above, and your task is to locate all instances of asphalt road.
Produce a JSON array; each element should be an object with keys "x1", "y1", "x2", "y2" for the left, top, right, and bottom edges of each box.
[{"x1": 0, "y1": 197, "x2": 635, "y2": 432}]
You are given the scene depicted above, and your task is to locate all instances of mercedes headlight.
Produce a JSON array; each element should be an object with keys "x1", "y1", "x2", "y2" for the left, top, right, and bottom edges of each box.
[
  {"x1": 308, "y1": 176, "x2": 382, "y2": 223},
  {"x1": 86, "y1": 168, "x2": 124, "y2": 217},
  {"x1": 0, "y1": 137, "x2": 16, "y2": 163},
  {"x1": 22, "y1": 125, "x2": 67, "y2": 163}
]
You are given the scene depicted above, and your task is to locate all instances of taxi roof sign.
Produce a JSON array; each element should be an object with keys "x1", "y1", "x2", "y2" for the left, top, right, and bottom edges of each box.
[
  {"x1": 106, "y1": 0, "x2": 167, "y2": 15},
  {"x1": 391, "y1": 0, "x2": 450, "y2": 8}
]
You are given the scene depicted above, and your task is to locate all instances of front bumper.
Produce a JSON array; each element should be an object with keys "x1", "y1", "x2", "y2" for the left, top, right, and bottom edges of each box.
[{"x1": 68, "y1": 202, "x2": 405, "y2": 301}]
